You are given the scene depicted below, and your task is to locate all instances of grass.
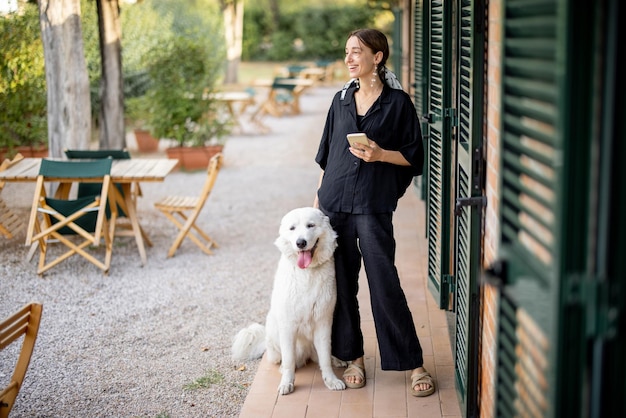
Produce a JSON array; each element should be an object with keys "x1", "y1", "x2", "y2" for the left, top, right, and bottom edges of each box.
[
  {"x1": 183, "y1": 369, "x2": 225, "y2": 390},
  {"x1": 237, "y1": 61, "x2": 285, "y2": 84},
  {"x1": 227, "y1": 60, "x2": 347, "y2": 88}
]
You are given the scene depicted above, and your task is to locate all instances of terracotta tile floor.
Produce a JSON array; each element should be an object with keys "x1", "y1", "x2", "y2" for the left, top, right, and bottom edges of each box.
[{"x1": 239, "y1": 190, "x2": 462, "y2": 418}]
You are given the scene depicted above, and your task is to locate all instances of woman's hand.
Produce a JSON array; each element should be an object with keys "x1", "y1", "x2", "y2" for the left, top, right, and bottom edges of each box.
[
  {"x1": 349, "y1": 139, "x2": 385, "y2": 163},
  {"x1": 349, "y1": 139, "x2": 411, "y2": 166}
]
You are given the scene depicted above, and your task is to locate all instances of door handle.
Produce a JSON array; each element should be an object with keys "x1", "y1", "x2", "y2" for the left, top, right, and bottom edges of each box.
[
  {"x1": 422, "y1": 113, "x2": 436, "y2": 123},
  {"x1": 454, "y1": 196, "x2": 486, "y2": 216}
]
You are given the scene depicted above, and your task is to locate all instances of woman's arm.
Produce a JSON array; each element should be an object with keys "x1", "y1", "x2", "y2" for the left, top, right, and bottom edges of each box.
[
  {"x1": 349, "y1": 140, "x2": 411, "y2": 166},
  {"x1": 313, "y1": 170, "x2": 324, "y2": 208}
]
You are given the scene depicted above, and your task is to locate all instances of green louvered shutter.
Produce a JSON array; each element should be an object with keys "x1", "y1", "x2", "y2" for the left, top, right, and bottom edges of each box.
[
  {"x1": 425, "y1": 0, "x2": 454, "y2": 309},
  {"x1": 451, "y1": 0, "x2": 485, "y2": 415},
  {"x1": 494, "y1": 1, "x2": 562, "y2": 415},
  {"x1": 413, "y1": 0, "x2": 429, "y2": 200},
  {"x1": 493, "y1": 1, "x2": 601, "y2": 416}
]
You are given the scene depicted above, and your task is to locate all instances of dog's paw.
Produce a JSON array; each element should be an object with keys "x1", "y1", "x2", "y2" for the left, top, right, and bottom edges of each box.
[
  {"x1": 277, "y1": 382, "x2": 295, "y2": 395},
  {"x1": 324, "y1": 376, "x2": 347, "y2": 391}
]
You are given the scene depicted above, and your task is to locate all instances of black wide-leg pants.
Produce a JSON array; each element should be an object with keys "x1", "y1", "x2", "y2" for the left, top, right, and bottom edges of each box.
[{"x1": 322, "y1": 209, "x2": 424, "y2": 371}]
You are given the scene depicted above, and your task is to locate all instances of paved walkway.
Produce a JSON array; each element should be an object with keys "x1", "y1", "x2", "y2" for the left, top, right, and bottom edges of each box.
[
  {"x1": 1, "y1": 81, "x2": 462, "y2": 417},
  {"x1": 236, "y1": 85, "x2": 462, "y2": 418}
]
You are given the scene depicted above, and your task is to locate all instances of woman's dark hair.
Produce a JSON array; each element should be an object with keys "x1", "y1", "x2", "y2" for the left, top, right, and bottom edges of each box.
[{"x1": 348, "y1": 28, "x2": 389, "y2": 81}]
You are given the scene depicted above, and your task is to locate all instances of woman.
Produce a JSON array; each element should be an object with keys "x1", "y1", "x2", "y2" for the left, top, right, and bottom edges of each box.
[{"x1": 314, "y1": 28, "x2": 435, "y2": 397}]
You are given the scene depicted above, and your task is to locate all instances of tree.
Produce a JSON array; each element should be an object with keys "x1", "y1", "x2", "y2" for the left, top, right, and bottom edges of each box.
[
  {"x1": 220, "y1": 0, "x2": 244, "y2": 84},
  {"x1": 38, "y1": 0, "x2": 91, "y2": 157},
  {"x1": 0, "y1": 3, "x2": 47, "y2": 152},
  {"x1": 96, "y1": 0, "x2": 124, "y2": 149}
]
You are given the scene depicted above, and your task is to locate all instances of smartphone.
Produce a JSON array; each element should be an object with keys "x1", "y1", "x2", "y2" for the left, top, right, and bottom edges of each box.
[{"x1": 347, "y1": 133, "x2": 369, "y2": 148}]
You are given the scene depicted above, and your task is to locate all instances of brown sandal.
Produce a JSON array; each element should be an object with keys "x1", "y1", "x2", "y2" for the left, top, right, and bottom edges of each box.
[
  {"x1": 342, "y1": 362, "x2": 366, "y2": 389},
  {"x1": 410, "y1": 371, "x2": 435, "y2": 397}
]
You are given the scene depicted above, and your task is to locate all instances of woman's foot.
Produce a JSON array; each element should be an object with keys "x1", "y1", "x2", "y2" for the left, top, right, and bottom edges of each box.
[
  {"x1": 342, "y1": 357, "x2": 366, "y2": 388},
  {"x1": 410, "y1": 366, "x2": 435, "y2": 397}
]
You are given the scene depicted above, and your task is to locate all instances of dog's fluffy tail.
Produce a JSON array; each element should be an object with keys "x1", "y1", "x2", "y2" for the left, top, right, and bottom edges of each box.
[{"x1": 231, "y1": 323, "x2": 266, "y2": 361}]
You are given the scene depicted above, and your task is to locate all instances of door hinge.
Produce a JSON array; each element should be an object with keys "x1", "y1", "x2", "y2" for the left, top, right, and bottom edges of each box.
[
  {"x1": 444, "y1": 107, "x2": 458, "y2": 126},
  {"x1": 455, "y1": 196, "x2": 487, "y2": 216},
  {"x1": 566, "y1": 275, "x2": 619, "y2": 339}
]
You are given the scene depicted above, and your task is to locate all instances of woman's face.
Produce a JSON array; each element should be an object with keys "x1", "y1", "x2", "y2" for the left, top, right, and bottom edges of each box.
[{"x1": 344, "y1": 36, "x2": 379, "y2": 80}]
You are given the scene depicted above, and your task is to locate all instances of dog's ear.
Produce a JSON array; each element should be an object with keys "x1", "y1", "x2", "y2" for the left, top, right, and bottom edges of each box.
[
  {"x1": 274, "y1": 234, "x2": 291, "y2": 253},
  {"x1": 321, "y1": 214, "x2": 338, "y2": 242},
  {"x1": 313, "y1": 215, "x2": 338, "y2": 264}
]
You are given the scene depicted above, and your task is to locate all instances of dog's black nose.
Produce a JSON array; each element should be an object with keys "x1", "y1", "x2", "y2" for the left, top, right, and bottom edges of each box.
[{"x1": 296, "y1": 238, "x2": 307, "y2": 249}]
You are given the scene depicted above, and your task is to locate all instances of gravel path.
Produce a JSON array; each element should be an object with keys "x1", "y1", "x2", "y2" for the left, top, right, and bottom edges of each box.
[{"x1": 0, "y1": 85, "x2": 337, "y2": 417}]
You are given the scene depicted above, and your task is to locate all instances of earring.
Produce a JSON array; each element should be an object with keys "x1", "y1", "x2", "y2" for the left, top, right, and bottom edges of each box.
[{"x1": 370, "y1": 65, "x2": 378, "y2": 88}]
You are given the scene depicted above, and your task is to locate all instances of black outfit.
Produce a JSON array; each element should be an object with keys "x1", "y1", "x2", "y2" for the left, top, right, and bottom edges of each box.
[{"x1": 315, "y1": 83, "x2": 425, "y2": 371}]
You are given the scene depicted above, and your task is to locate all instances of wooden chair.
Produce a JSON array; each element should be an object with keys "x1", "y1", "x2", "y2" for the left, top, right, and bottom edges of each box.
[
  {"x1": 26, "y1": 158, "x2": 117, "y2": 275},
  {"x1": 0, "y1": 303, "x2": 43, "y2": 418},
  {"x1": 64, "y1": 149, "x2": 151, "y2": 247},
  {"x1": 0, "y1": 154, "x2": 25, "y2": 239},
  {"x1": 154, "y1": 153, "x2": 222, "y2": 257}
]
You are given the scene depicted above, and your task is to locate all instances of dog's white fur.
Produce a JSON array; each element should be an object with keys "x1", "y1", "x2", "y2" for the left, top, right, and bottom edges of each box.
[{"x1": 232, "y1": 207, "x2": 346, "y2": 395}]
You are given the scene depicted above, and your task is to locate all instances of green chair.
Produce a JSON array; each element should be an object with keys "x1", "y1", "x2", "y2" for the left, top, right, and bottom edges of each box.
[
  {"x1": 64, "y1": 149, "x2": 151, "y2": 247},
  {"x1": 26, "y1": 158, "x2": 117, "y2": 275},
  {"x1": 65, "y1": 149, "x2": 130, "y2": 216},
  {"x1": 64, "y1": 149, "x2": 131, "y2": 160}
]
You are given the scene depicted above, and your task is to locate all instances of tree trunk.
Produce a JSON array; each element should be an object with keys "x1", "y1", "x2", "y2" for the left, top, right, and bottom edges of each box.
[
  {"x1": 221, "y1": 0, "x2": 244, "y2": 85},
  {"x1": 268, "y1": 0, "x2": 280, "y2": 28},
  {"x1": 38, "y1": 0, "x2": 91, "y2": 157},
  {"x1": 96, "y1": 0, "x2": 124, "y2": 149}
]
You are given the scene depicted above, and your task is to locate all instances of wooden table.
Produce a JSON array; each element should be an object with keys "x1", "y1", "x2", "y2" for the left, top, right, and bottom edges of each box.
[
  {"x1": 251, "y1": 78, "x2": 314, "y2": 118},
  {"x1": 211, "y1": 91, "x2": 256, "y2": 133},
  {"x1": 0, "y1": 157, "x2": 178, "y2": 266}
]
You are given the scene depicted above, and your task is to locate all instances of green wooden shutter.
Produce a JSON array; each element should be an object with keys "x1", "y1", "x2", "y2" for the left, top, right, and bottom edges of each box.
[
  {"x1": 495, "y1": 1, "x2": 561, "y2": 415},
  {"x1": 452, "y1": 0, "x2": 485, "y2": 415},
  {"x1": 425, "y1": 0, "x2": 454, "y2": 309},
  {"x1": 413, "y1": 0, "x2": 427, "y2": 119},
  {"x1": 413, "y1": 0, "x2": 429, "y2": 200},
  {"x1": 493, "y1": 0, "x2": 603, "y2": 416}
]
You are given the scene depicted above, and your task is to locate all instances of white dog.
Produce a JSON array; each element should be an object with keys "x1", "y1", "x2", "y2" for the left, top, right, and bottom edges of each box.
[{"x1": 232, "y1": 207, "x2": 346, "y2": 395}]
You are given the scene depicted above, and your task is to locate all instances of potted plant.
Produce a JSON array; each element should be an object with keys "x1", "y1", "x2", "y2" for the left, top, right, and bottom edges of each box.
[
  {"x1": 125, "y1": 95, "x2": 160, "y2": 153},
  {"x1": 143, "y1": 36, "x2": 231, "y2": 170},
  {"x1": 0, "y1": 4, "x2": 48, "y2": 160}
]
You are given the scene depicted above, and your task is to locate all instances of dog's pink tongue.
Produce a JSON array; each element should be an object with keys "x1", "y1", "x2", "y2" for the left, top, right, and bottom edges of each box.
[{"x1": 297, "y1": 251, "x2": 312, "y2": 269}]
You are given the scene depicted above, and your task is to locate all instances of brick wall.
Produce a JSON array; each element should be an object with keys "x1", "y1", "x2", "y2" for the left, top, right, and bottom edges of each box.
[{"x1": 480, "y1": 0, "x2": 503, "y2": 416}]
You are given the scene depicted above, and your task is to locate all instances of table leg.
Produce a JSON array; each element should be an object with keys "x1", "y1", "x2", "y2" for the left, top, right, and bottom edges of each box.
[{"x1": 120, "y1": 183, "x2": 147, "y2": 266}]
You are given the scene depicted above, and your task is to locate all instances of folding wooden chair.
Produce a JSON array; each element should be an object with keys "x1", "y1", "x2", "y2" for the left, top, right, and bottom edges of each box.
[
  {"x1": 154, "y1": 153, "x2": 222, "y2": 257},
  {"x1": 0, "y1": 302, "x2": 43, "y2": 418},
  {"x1": 0, "y1": 153, "x2": 25, "y2": 239},
  {"x1": 25, "y1": 158, "x2": 117, "y2": 275},
  {"x1": 64, "y1": 149, "x2": 151, "y2": 246}
]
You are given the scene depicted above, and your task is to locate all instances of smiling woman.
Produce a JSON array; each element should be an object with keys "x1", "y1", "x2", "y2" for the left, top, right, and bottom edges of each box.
[{"x1": 314, "y1": 28, "x2": 433, "y2": 396}]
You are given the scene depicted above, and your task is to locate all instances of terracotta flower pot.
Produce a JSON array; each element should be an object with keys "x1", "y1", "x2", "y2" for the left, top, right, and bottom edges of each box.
[
  {"x1": 0, "y1": 145, "x2": 48, "y2": 160},
  {"x1": 134, "y1": 129, "x2": 160, "y2": 153},
  {"x1": 165, "y1": 145, "x2": 223, "y2": 171}
]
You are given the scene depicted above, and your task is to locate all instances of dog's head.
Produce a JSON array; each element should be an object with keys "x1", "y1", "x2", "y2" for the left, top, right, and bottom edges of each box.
[{"x1": 274, "y1": 207, "x2": 337, "y2": 269}]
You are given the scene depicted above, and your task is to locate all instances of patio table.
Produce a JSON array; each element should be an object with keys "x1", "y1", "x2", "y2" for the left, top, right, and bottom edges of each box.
[{"x1": 0, "y1": 157, "x2": 178, "y2": 266}]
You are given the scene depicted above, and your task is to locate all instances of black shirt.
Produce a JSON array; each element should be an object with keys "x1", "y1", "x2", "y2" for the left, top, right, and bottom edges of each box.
[{"x1": 315, "y1": 84, "x2": 424, "y2": 214}]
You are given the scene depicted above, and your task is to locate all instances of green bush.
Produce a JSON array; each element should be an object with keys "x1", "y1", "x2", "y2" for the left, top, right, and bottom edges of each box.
[
  {"x1": 120, "y1": 0, "x2": 228, "y2": 145},
  {"x1": 144, "y1": 36, "x2": 230, "y2": 147},
  {"x1": 243, "y1": 4, "x2": 377, "y2": 62},
  {"x1": 0, "y1": 4, "x2": 47, "y2": 150}
]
